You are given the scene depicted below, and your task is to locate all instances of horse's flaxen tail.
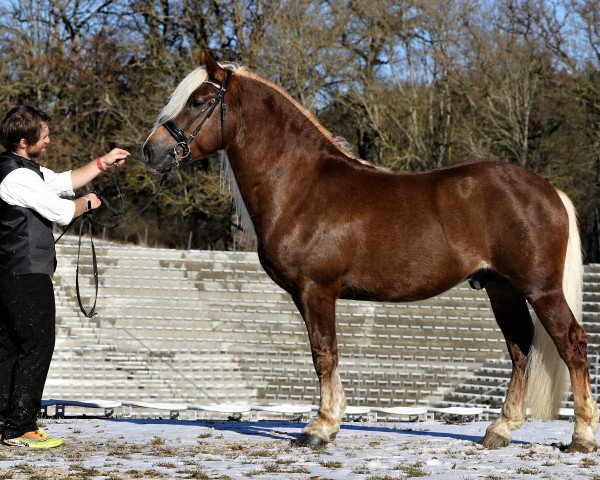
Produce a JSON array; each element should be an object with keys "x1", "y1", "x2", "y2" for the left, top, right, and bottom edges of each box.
[{"x1": 526, "y1": 189, "x2": 583, "y2": 419}]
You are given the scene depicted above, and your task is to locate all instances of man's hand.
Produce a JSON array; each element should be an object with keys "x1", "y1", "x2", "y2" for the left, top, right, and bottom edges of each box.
[
  {"x1": 98, "y1": 148, "x2": 130, "y2": 169},
  {"x1": 73, "y1": 192, "x2": 102, "y2": 218},
  {"x1": 72, "y1": 148, "x2": 131, "y2": 191},
  {"x1": 86, "y1": 193, "x2": 102, "y2": 210}
]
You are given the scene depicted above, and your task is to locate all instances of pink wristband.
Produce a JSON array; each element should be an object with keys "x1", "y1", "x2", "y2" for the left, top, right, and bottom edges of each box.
[{"x1": 96, "y1": 157, "x2": 106, "y2": 171}]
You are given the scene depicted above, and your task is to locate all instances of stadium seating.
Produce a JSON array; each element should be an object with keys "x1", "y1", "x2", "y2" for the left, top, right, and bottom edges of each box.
[{"x1": 44, "y1": 236, "x2": 600, "y2": 417}]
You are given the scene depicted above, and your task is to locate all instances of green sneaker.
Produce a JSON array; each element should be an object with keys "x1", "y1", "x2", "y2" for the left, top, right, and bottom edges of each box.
[{"x1": 3, "y1": 429, "x2": 63, "y2": 448}]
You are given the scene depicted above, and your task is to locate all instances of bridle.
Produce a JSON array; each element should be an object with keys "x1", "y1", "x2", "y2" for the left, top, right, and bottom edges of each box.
[{"x1": 160, "y1": 69, "x2": 232, "y2": 172}]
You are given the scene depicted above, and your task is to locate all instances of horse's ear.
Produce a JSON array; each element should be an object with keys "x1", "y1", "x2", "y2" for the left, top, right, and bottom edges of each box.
[{"x1": 200, "y1": 50, "x2": 228, "y2": 84}]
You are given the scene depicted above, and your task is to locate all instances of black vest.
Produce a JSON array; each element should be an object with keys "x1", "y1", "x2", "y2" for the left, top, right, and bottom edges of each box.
[{"x1": 0, "y1": 152, "x2": 56, "y2": 276}]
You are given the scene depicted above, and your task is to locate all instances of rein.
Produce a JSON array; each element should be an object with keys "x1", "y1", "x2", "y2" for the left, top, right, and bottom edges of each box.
[{"x1": 55, "y1": 167, "x2": 169, "y2": 318}]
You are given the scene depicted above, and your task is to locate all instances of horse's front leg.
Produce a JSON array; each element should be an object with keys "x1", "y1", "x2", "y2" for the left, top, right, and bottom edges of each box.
[{"x1": 292, "y1": 280, "x2": 346, "y2": 447}]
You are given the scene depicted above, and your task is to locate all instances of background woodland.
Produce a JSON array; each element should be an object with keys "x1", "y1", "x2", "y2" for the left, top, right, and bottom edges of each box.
[{"x1": 1, "y1": 1, "x2": 599, "y2": 259}]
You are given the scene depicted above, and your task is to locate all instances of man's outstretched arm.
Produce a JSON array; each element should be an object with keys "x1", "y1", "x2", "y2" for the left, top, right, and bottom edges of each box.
[{"x1": 70, "y1": 148, "x2": 130, "y2": 190}]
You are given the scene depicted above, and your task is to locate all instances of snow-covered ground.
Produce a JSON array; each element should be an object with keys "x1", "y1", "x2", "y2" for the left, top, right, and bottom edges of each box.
[{"x1": 0, "y1": 418, "x2": 599, "y2": 479}]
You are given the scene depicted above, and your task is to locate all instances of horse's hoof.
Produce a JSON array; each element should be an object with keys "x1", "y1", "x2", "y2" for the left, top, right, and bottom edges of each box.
[
  {"x1": 481, "y1": 432, "x2": 510, "y2": 449},
  {"x1": 292, "y1": 433, "x2": 329, "y2": 448},
  {"x1": 565, "y1": 439, "x2": 599, "y2": 453}
]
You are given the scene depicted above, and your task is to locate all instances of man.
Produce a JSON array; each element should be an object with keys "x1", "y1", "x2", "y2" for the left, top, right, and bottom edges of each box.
[{"x1": 0, "y1": 105, "x2": 129, "y2": 448}]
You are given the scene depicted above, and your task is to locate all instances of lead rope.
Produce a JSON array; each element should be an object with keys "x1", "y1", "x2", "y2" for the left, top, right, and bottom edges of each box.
[
  {"x1": 75, "y1": 211, "x2": 98, "y2": 317},
  {"x1": 55, "y1": 168, "x2": 169, "y2": 318}
]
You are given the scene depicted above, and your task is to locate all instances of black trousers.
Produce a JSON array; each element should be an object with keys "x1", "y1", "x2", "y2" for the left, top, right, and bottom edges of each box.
[{"x1": 0, "y1": 273, "x2": 55, "y2": 439}]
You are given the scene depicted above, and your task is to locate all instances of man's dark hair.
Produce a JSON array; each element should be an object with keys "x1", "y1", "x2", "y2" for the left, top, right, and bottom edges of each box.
[{"x1": 0, "y1": 105, "x2": 51, "y2": 152}]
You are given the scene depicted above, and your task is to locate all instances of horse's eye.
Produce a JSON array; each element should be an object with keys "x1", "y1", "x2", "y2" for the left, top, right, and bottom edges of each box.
[{"x1": 190, "y1": 99, "x2": 204, "y2": 108}]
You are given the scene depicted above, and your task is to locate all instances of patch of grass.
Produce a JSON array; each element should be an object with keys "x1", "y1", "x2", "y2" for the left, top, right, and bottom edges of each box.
[
  {"x1": 124, "y1": 470, "x2": 145, "y2": 478},
  {"x1": 441, "y1": 448, "x2": 459, "y2": 455},
  {"x1": 230, "y1": 443, "x2": 249, "y2": 451},
  {"x1": 197, "y1": 433, "x2": 212, "y2": 439},
  {"x1": 289, "y1": 466, "x2": 310, "y2": 473},
  {"x1": 13, "y1": 464, "x2": 35, "y2": 475},
  {"x1": 108, "y1": 443, "x2": 143, "y2": 458},
  {"x1": 249, "y1": 449, "x2": 271, "y2": 457},
  {"x1": 105, "y1": 474, "x2": 125, "y2": 480},
  {"x1": 245, "y1": 469, "x2": 263, "y2": 477},
  {"x1": 108, "y1": 451, "x2": 131, "y2": 459},
  {"x1": 150, "y1": 436, "x2": 165, "y2": 445},
  {"x1": 151, "y1": 446, "x2": 179, "y2": 457},
  {"x1": 517, "y1": 447, "x2": 537, "y2": 459},
  {"x1": 515, "y1": 467, "x2": 540, "y2": 475},
  {"x1": 185, "y1": 471, "x2": 210, "y2": 480},
  {"x1": 367, "y1": 476, "x2": 399, "y2": 480},
  {"x1": 156, "y1": 462, "x2": 177, "y2": 468},
  {"x1": 352, "y1": 466, "x2": 371, "y2": 474},
  {"x1": 320, "y1": 460, "x2": 343, "y2": 468},
  {"x1": 72, "y1": 466, "x2": 101, "y2": 477},
  {"x1": 176, "y1": 470, "x2": 231, "y2": 480},
  {"x1": 262, "y1": 463, "x2": 281, "y2": 473},
  {"x1": 10, "y1": 467, "x2": 82, "y2": 480},
  {"x1": 65, "y1": 451, "x2": 86, "y2": 461},
  {"x1": 142, "y1": 470, "x2": 163, "y2": 478},
  {"x1": 399, "y1": 461, "x2": 427, "y2": 477},
  {"x1": 276, "y1": 458, "x2": 296, "y2": 465},
  {"x1": 310, "y1": 443, "x2": 329, "y2": 453},
  {"x1": 581, "y1": 457, "x2": 598, "y2": 468}
]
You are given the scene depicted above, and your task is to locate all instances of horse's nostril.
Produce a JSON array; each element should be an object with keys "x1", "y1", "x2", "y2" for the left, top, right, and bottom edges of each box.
[{"x1": 142, "y1": 144, "x2": 153, "y2": 163}]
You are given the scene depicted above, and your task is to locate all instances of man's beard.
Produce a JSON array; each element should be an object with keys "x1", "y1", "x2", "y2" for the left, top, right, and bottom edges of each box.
[{"x1": 27, "y1": 147, "x2": 44, "y2": 158}]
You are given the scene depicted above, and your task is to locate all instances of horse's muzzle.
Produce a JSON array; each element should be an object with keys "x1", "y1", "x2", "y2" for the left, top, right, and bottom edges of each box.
[{"x1": 141, "y1": 144, "x2": 175, "y2": 175}]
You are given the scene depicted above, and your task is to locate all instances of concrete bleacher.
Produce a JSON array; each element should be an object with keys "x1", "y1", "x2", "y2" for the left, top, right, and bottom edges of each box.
[{"x1": 45, "y1": 236, "x2": 600, "y2": 413}]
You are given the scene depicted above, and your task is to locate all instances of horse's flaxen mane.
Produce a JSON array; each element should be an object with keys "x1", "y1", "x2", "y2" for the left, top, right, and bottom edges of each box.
[{"x1": 235, "y1": 69, "x2": 376, "y2": 169}]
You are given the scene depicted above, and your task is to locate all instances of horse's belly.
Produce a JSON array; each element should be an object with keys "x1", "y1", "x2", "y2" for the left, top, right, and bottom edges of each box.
[
  {"x1": 340, "y1": 258, "x2": 471, "y2": 303},
  {"x1": 340, "y1": 282, "x2": 457, "y2": 303}
]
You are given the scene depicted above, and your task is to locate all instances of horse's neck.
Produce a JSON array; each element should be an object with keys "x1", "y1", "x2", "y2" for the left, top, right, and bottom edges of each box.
[
  {"x1": 225, "y1": 141, "x2": 316, "y2": 240},
  {"x1": 224, "y1": 83, "x2": 340, "y2": 239}
]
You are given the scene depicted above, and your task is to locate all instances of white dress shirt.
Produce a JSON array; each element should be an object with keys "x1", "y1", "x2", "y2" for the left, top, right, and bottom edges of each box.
[{"x1": 0, "y1": 166, "x2": 75, "y2": 225}]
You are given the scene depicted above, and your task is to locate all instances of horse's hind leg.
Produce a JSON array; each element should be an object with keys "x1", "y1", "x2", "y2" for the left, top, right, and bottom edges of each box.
[
  {"x1": 528, "y1": 291, "x2": 599, "y2": 452},
  {"x1": 482, "y1": 283, "x2": 533, "y2": 449},
  {"x1": 291, "y1": 280, "x2": 346, "y2": 447}
]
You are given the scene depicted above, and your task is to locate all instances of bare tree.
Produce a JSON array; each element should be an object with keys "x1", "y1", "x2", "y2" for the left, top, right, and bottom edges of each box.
[{"x1": 0, "y1": 0, "x2": 598, "y2": 254}]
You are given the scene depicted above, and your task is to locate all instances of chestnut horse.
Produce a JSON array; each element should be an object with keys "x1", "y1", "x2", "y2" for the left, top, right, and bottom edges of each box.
[{"x1": 142, "y1": 51, "x2": 599, "y2": 452}]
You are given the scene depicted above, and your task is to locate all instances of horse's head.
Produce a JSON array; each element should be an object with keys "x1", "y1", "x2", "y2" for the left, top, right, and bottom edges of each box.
[{"x1": 142, "y1": 51, "x2": 233, "y2": 174}]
